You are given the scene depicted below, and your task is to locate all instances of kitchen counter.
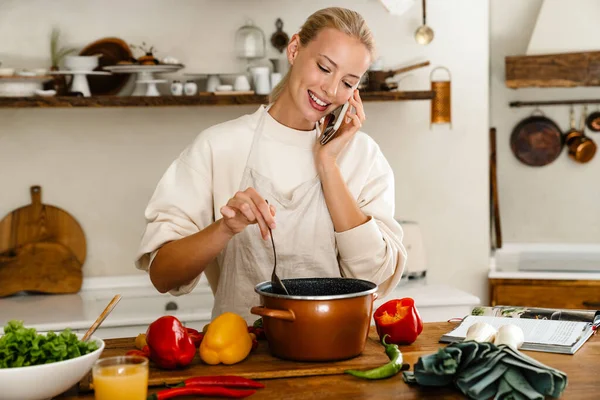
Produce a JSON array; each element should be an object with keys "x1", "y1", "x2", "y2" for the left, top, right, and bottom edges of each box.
[
  {"x1": 57, "y1": 322, "x2": 600, "y2": 400},
  {"x1": 0, "y1": 275, "x2": 480, "y2": 337}
]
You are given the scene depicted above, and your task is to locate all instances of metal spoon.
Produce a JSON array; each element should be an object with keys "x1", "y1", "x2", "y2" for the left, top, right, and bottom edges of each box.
[
  {"x1": 266, "y1": 201, "x2": 289, "y2": 295},
  {"x1": 415, "y1": 0, "x2": 434, "y2": 45}
]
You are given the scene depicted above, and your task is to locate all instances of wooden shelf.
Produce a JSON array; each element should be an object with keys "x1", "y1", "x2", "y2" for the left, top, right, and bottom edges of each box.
[
  {"x1": 506, "y1": 50, "x2": 600, "y2": 88},
  {"x1": 0, "y1": 91, "x2": 435, "y2": 109}
]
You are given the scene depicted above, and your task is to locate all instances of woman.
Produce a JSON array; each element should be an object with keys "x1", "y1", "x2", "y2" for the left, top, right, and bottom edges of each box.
[{"x1": 135, "y1": 7, "x2": 407, "y2": 323}]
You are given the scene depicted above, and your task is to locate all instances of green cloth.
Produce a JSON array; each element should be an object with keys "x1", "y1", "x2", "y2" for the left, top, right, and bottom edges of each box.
[{"x1": 402, "y1": 341, "x2": 567, "y2": 400}]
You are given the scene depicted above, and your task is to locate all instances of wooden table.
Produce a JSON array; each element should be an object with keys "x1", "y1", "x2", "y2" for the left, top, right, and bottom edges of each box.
[{"x1": 57, "y1": 322, "x2": 600, "y2": 399}]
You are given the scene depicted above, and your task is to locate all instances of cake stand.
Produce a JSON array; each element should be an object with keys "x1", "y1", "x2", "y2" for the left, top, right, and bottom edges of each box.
[
  {"x1": 49, "y1": 71, "x2": 111, "y2": 97},
  {"x1": 103, "y1": 64, "x2": 184, "y2": 96}
]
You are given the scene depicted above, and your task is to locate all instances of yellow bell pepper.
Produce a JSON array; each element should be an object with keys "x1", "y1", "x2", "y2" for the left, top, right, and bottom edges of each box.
[{"x1": 199, "y1": 312, "x2": 252, "y2": 365}]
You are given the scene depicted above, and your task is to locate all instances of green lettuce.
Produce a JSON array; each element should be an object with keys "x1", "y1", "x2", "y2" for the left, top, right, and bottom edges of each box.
[{"x1": 0, "y1": 320, "x2": 99, "y2": 368}]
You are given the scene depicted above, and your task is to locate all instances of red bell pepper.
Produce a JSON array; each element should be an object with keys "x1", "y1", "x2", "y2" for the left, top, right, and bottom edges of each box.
[
  {"x1": 373, "y1": 298, "x2": 423, "y2": 345},
  {"x1": 185, "y1": 327, "x2": 204, "y2": 347},
  {"x1": 145, "y1": 316, "x2": 196, "y2": 369}
]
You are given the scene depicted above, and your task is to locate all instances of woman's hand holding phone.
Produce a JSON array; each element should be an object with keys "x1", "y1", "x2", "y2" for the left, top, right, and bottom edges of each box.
[{"x1": 315, "y1": 89, "x2": 366, "y2": 166}]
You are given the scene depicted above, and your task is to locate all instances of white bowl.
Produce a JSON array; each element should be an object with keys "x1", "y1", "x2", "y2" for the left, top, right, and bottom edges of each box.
[
  {"x1": 0, "y1": 67, "x2": 15, "y2": 76},
  {"x1": 64, "y1": 55, "x2": 99, "y2": 72},
  {"x1": 0, "y1": 334, "x2": 105, "y2": 400}
]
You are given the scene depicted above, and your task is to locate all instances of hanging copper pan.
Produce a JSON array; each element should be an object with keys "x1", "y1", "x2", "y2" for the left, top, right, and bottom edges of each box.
[
  {"x1": 568, "y1": 106, "x2": 597, "y2": 163},
  {"x1": 585, "y1": 105, "x2": 600, "y2": 132},
  {"x1": 510, "y1": 109, "x2": 563, "y2": 167}
]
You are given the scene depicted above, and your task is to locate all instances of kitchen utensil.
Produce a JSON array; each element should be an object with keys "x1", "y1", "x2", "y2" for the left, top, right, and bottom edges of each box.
[
  {"x1": 170, "y1": 80, "x2": 183, "y2": 96},
  {"x1": 184, "y1": 80, "x2": 198, "y2": 96},
  {"x1": 235, "y1": 20, "x2": 266, "y2": 60},
  {"x1": 585, "y1": 104, "x2": 600, "y2": 132},
  {"x1": 78, "y1": 329, "x2": 388, "y2": 392},
  {"x1": 396, "y1": 220, "x2": 427, "y2": 280},
  {"x1": 414, "y1": 0, "x2": 434, "y2": 45},
  {"x1": 430, "y1": 66, "x2": 452, "y2": 127},
  {"x1": 509, "y1": 109, "x2": 563, "y2": 167},
  {"x1": 270, "y1": 18, "x2": 289, "y2": 53},
  {"x1": 64, "y1": 55, "x2": 100, "y2": 72},
  {"x1": 206, "y1": 74, "x2": 221, "y2": 92},
  {"x1": 379, "y1": 0, "x2": 416, "y2": 16},
  {"x1": 568, "y1": 105, "x2": 597, "y2": 163},
  {"x1": 82, "y1": 295, "x2": 122, "y2": 341},
  {"x1": 564, "y1": 106, "x2": 581, "y2": 145},
  {"x1": 490, "y1": 128, "x2": 502, "y2": 250},
  {"x1": 50, "y1": 70, "x2": 111, "y2": 97},
  {"x1": 0, "y1": 75, "x2": 51, "y2": 97},
  {"x1": 136, "y1": 79, "x2": 167, "y2": 96},
  {"x1": 102, "y1": 64, "x2": 183, "y2": 96},
  {"x1": 266, "y1": 201, "x2": 288, "y2": 296},
  {"x1": 0, "y1": 241, "x2": 82, "y2": 297},
  {"x1": 79, "y1": 37, "x2": 134, "y2": 96},
  {"x1": 270, "y1": 72, "x2": 282, "y2": 89},
  {"x1": 250, "y1": 66, "x2": 271, "y2": 95},
  {"x1": 234, "y1": 74, "x2": 251, "y2": 91},
  {"x1": 250, "y1": 277, "x2": 378, "y2": 361},
  {"x1": 0, "y1": 185, "x2": 86, "y2": 266},
  {"x1": 366, "y1": 60, "x2": 429, "y2": 91},
  {"x1": 215, "y1": 84, "x2": 233, "y2": 92},
  {"x1": 0, "y1": 185, "x2": 86, "y2": 297}
]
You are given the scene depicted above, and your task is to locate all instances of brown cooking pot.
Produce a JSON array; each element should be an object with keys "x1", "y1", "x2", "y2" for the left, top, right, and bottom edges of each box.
[
  {"x1": 250, "y1": 277, "x2": 378, "y2": 362},
  {"x1": 510, "y1": 109, "x2": 563, "y2": 167}
]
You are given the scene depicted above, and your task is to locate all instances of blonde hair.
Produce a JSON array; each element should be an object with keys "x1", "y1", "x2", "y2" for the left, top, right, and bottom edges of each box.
[{"x1": 269, "y1": 7, "x2": 375, "y2": 103}]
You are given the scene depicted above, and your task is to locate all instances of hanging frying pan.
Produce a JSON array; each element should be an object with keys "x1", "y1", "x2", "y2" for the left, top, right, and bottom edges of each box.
[
  {"x1": 585, "y1": 104, "x2": 600, "y2": 132},
  {"x1": 510, "y1": 109, "x2": 563, "y2": 167},
  {"x1": 568, "y1": 105, "x2": 597, "y2": 163}
]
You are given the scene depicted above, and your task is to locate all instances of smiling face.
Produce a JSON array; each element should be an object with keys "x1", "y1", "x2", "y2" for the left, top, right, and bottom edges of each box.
[{"x1": 284, "y1": 28, "x2": 371, "y2": 126}]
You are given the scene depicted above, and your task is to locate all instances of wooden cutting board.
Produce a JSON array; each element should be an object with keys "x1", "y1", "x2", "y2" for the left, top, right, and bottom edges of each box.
[
  {"x1": 79, "y1": 333, "x2": 390, "y2": 392},
  {"x1": 0, "y1": 185, "x2": 86, "y2": 296}
]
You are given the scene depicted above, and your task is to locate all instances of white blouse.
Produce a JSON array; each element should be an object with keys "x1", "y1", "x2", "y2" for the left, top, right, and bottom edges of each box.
[{"x1": 135, "y1": 106, "x2": 407, "y2": 300}]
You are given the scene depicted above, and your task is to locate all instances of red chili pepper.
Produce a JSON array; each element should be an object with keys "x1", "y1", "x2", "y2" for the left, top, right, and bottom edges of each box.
[
  {"x1": 373, "y1": 298, "x2": 423, "y2": 345},
  {"x1": 169, "y1": 375, "x2": 265, "y2": 389},
  {"x1": 145, "y1": 316, "x2": 196, "y2": 369},
  {"x1": 147, "y1": 386, "x2": 256, "y2": 399}
]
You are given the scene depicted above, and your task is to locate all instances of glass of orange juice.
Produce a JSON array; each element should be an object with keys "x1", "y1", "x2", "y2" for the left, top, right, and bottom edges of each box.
[{"x1": 92, "y1": 355, "x2": 149, "y2": 400}]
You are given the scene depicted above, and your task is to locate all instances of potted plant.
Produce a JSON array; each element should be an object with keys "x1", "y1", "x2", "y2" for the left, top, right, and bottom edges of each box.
[{"x1": 48, "y1": 28, "x2": 77, "y2": 94}]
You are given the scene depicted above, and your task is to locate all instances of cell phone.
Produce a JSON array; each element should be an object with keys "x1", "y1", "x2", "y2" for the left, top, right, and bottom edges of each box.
[{"x1": 320, "y1": 102, "x2": 351, "y2": 145}]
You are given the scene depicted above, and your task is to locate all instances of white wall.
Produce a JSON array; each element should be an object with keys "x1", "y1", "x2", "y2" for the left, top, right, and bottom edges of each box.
[
  {"x1": 0, "y1": 0, "x2": 490, "y2": 302},
  {"x1": 490, "y1": 0, "x2": 600, "y2": 244}
]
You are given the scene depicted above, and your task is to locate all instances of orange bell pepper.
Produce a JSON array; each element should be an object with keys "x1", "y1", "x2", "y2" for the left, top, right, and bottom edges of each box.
[{"x1": 373, "y1": 298, "x2": 423, "y2": 345}]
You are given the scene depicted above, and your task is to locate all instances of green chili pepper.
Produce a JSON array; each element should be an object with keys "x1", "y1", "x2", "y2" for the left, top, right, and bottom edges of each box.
[{"x1": 344, "y1": 334, "x2": 407, "y2": 380}]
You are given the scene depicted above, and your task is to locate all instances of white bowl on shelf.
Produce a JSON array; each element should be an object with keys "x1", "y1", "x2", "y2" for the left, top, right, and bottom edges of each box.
[
  {"x1": 0, "y1": 334, "x2": 105, "y2": 400},
  {"x1": 64, "y1": 55, "x2": 100, "y2": 72},
  {"x1": 0, "y1": 81, "x2": 44, "y2": 97},
  {"x1": 0, "y1": 68, "x2": 15, "y2": 76}
]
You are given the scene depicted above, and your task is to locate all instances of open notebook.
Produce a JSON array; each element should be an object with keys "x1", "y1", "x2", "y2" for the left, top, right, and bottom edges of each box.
[{"x1": 440, "y1": 305, "x2": 600, "y2": 355}]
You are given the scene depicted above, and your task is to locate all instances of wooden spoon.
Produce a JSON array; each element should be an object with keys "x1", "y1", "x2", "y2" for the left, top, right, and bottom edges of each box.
[{"x1": 81, "y1": 294, "x2": 122, "y2": 341}]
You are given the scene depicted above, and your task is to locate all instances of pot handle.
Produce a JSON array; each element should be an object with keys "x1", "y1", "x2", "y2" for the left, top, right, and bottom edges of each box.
[{"x1": 250, "y1": 306, "x2": 295, "y2": 321}]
